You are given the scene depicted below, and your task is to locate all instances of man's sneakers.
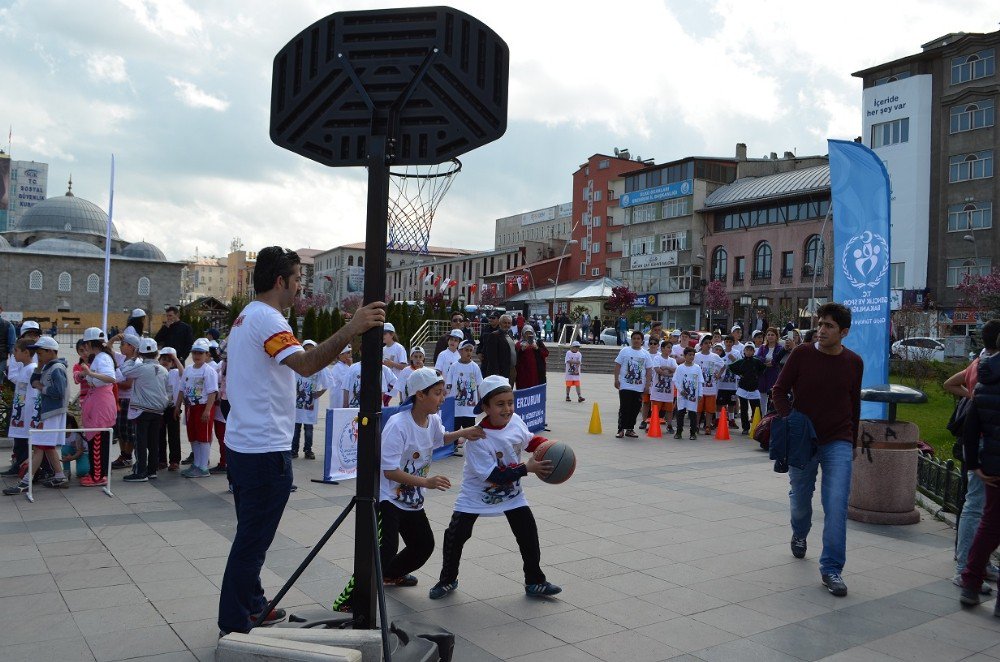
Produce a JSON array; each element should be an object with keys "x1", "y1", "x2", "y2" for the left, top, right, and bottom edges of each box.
[
  {"x1": 822, "y1": 573, "x2": 848, "y2": 597},
  {"x1": 2, "y1": 481, "x2": 29, "y2": 496},
  {"x1": 525, "y1": 582, "x2": 562, "y2": 597},
  {"x1": 953, "y1": 574, "x2": 993, "y2": 595},
  {"x1": 673, "y1": 431, "x2": 682, "y2": 439},
  {"x1": 42, "y1": 476, "x2": 69, "y2": 489},
  {"x1": 428, "y1": 581, "x2": 458, "y2": 600},
  {"x1": 250, "y1": 608, "x2": 287, "y2": 626},
  {"x1": 181, "y1": 466, "x2": 211, "y2": 478},
  {"x1": 111, "y1": 455, "x2": 132, "y2": 470},
  {"x1": 0, "y1": 466, "x2": 20, "y2": 477},
  {"x1": 180, "y1": 454, "x2": 194, "y2": 466},
  {"x1": 384, "y1": 575, "x2": 418, "y2": 587},
  {"x1": 791, "y1": 536, "x2": 807, "y2": 559},
  {"x1": 209, "y1": 465, "x2": 228, "y2": 474},
  {"x1": 689, "y1": 432, "x2": 697, "y2": 441},
  {"x1": 122, "y1": 472, "x2": 148, "y2": 483},
  {"x1": 304, "y1": 451, "x2": 316, "y2": 460}
]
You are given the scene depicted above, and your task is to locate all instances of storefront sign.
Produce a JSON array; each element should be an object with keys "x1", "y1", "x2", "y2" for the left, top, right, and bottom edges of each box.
[
  {"x1": 629, "y1": 251, "x2": 678, "y2": 270},
  {"x1": 633, "y1": 294, "x2": 658, "y2": 308}
]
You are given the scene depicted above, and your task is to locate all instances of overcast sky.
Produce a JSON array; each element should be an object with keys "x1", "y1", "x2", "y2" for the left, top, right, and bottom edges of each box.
[{"x1": 2, "y1": 0, "x2": 997, "y2": 260}]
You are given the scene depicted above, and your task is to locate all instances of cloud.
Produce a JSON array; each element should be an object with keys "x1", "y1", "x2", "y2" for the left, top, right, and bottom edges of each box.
[
  {"x1": 167, "y1": 77, "x2": 229, "y2": 111},
  {"x1": 26, "y1": 137, "x2": 75, "y2": 162},
  {"x1": 86, "y1": 53, "x2": 129, "y2": 83},
  {"x1": 117, "y1": 0, "x2": 204, "y2": 39}
]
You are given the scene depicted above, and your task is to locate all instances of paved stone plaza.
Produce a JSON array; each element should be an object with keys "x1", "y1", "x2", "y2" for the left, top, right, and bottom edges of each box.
[{"x1": 1, "y1": 370, "x2": 998, "y2": 662}]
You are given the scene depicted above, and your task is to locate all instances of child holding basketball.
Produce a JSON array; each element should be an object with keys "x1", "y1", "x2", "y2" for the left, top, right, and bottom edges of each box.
[
  {"x1": 428, "y1": 375, "x2": 561, "y2": 600},
  {"x1": 564, "y1": 340, "x2": 585, "y2": 403},
  {"x1": 649, "y1": 340, "x2": 678, "y2": 435},
  {"x1": 330, "y1": 368, "x2": 484, "y2": 612},
  {"x1": 673, "y1": 347, "x2": 702, "y2": 440}
]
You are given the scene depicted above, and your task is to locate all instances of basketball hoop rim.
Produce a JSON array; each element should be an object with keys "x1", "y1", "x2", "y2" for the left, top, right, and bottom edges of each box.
[{"x1": 389, "y1": 158, "x2": 462, "y2": 179}]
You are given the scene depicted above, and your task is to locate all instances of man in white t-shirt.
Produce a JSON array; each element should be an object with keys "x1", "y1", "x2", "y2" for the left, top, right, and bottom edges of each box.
[{"x1": 218, "y1": 246, "x2": 385, "y2": 636}]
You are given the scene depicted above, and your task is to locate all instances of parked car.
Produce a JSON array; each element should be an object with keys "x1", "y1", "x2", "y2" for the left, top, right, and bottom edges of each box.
[
  {"x1": 599, "y1": 328, "x2": 622, "y2": 346},
  {"x1": 891, "y1": 337, "x2": 945, "y2": 362}
]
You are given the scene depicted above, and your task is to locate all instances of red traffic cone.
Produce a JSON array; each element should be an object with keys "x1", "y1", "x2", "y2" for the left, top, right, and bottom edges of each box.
[
  {"x1": 648, "y1": 403, "x2": 662, "y2": 438},
  {"x1": 715, "y1": 407, "x2": 731, "y2": 441}
]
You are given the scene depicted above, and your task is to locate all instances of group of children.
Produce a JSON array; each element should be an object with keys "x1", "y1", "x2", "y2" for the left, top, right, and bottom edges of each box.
[
  {"x1": 614, "y1": 328, "x2": 769, "y2": 440},
  {"x1": 331, "y1": 368, "x2": 562, "y2": 611},
  {"x1": 2, "y1": 324, "x2": 236, "y2": 492}
]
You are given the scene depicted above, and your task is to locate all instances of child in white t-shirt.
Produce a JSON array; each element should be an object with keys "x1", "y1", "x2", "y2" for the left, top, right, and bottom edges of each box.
[
  {"x1": 429, "y1": 375, "x2": 561, "y2": 601},
  {"x1": 330, "y1": 368, "x2": 484, "y2": 612},
  {"x1": 5, "y1": 339, "x2": 38, "y2": 475},
  {"x1": 694, "y1": 336, "x2": 725, "y2": 433},
  {"x1": 613, "y1": 331, "x2": 651, "y2": 438},
  {"x1": 434, "y1": 329, "x2": 463, "y2": 376},
  {"x1": 564, "y1": 340, "x2": 585, "y2": 403},
  {"x1": 157, "y1": 348, "x2": 184, "y2": 470},
  {"x1": 445, "y1": 340, "x2": 483, "y2": 456},
  {"x1": 673, "y1": 347, "x2": 702, "y2": 440},
  {"x1": 340, "y1": 361, "x2": 396, "y2": 408},
  {"x1": 175, "y1": 339, "x2": 218, "y2": 478},
  {"x1": 382, "y1": 323, "x2": 407, "y2": 405},
  {"x1": 394, "y1": 346, "x2": 425, "y2": 404},
  {"x1": 649, "y1": 340, "x2": 678, "y2": 435},
  {"x1": 293, "y1": 340, "x2": 332, "y2": 459}
]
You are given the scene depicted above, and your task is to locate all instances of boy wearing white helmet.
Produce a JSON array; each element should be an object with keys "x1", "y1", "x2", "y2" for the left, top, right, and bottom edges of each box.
[{"x1": 121, "y1": 338, "x2": 170, "y2": 482}]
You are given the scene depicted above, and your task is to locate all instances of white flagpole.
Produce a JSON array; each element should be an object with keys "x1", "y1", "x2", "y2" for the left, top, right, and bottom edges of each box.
[{"x1": 101, "y1": 155, "x2": 115, "y2": 334}]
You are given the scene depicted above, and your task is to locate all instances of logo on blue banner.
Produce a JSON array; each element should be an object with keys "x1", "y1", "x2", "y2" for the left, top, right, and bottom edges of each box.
[{"x1": 829, "y1": 139, "x2": 891, "y2": 419}]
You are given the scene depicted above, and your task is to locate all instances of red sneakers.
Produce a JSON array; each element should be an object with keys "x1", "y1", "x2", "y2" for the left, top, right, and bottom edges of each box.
[{"x1": 78, "y1": 476, "x2": 108, "y2": 487}]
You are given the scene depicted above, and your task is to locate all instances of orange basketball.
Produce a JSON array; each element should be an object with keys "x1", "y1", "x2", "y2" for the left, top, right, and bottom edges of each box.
[{"x1": 533, "y1": 440, "x2": 577, "y2": 484}]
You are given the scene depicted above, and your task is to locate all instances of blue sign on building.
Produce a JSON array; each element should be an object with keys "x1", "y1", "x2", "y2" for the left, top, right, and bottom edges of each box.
[
  {"x1": 633, "y1": 294, "x2": 658, "y2": 308},
  {"x1": 619, "y1": 179, "x2": 693, "y2": 208}
]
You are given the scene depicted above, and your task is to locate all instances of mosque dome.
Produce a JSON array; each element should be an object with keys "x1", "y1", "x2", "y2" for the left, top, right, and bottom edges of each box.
[
  {"x1": 23, "y1": 237, "x2": 105, "y2": 257},
  {"x1": 122, "y1": 241, "x2": 166, "y2": 261},
  {"x1": 17, "y1": 181, "x2": 120, "y2": 239}
]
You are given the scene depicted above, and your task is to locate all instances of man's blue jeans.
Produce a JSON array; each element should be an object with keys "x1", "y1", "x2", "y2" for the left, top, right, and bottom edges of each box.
[
  {"x1": 956, "y1": 471, "x2": 985, "y2": 574},
  {"x1": 218, "y1": 449, "x2": 293, "y2": 634},
  {"x1": 789, "y1": 440, "x2": 854, "y2": 576}
]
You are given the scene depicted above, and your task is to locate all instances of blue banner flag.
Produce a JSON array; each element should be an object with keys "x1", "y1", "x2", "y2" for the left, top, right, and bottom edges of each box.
[
  {"x1": 514, "y1": 383, "x2": 547, "y2": 432},
  {"x1": 828, "y1": 139, "x2": 891, "y2": 419}
]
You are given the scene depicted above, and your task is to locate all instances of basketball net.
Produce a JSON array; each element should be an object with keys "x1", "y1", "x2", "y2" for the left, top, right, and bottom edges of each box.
[{"x1": 387, "y1": 158, "x2": 461, "y2": 253}]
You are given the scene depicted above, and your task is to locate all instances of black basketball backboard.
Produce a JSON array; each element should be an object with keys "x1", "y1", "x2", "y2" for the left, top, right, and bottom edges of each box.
[{"x1": 270, "y1": 6, "x2": 509, "y2": 167}]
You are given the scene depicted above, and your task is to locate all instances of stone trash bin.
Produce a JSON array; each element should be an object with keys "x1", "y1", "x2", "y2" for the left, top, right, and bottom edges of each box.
[{"x1": 847, "y1": 384, "x2": 927, "y2": 525}]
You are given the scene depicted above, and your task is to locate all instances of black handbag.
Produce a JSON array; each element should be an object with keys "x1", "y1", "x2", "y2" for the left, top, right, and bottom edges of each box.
[{"x1": 947, "y1": 397, "x2": 972, "y2": 438}]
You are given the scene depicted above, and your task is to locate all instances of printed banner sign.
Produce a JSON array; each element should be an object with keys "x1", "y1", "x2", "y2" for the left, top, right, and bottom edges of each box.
[
  {"x1": 323, "y1": 397, "x2": 459, "y2": 481},
  {"x1": 514, "y1": 383, "x2": 546, "y2": 433},
  {"x1": 829, "y1": 139, "x2": 891, "y2": 419},
  {"x1": 324, "y1": 408, "x2": 360, "y2": 482}
]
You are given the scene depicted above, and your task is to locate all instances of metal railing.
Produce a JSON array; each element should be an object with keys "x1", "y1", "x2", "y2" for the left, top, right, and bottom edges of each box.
[{"x1": 916, "y1": 451, "x2": 965, "y2": 515}]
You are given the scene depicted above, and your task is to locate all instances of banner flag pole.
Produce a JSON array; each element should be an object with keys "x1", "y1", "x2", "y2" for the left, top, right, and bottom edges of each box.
[{"x1": 101, "y1": 155, "x2": 115, "y2": 334}]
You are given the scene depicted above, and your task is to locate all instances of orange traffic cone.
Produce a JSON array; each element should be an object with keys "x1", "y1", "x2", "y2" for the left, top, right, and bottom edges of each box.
[
  {"x1": 715, "y1": 407, "x2": 731, "y2": 441},
  {"x1": 648, "y1": 403, "x2": 662, "y2": 438}
]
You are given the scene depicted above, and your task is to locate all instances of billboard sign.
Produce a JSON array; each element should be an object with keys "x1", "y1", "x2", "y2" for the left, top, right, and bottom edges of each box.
[
  {"x1": 346, "y1": 266, "x2": 364, "y2": 293},
  {"x1": 619, "y1": 179, "x2": 692, "y2": 208},
  {"x1": 629, "y1": 251, "x2": 678, "y2": 270}
]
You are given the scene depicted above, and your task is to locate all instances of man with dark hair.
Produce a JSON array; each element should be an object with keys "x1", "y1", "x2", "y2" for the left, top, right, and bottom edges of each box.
[
  {"x1": 947, "y1": 319, "x2": 1000, "y2": 595},
  {"x1": 482, "y1": 314, "x2": 515, "y2": 382},
  {"x1": 772, "y1": 302, "x2": 863, "y2": 597},
  {"x1": 218, "y1": 246, "x2": 386, "y2": 635},
  {"x1": 960, "y1": 318, "x2": 1000, "y2": 613},
  {"x1": 154, "y1": 305, "x2": 195, "y2": 363}
]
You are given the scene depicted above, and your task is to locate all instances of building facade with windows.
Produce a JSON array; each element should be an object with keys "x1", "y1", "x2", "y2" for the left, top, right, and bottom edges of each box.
[
  {"x1": 181, "y1": 256, "x2": 228, "y2": 303},
  {"x1": 385, "y1": 247, "x2": 525, "y2": 305},
  {"x1": 314, "y1": 243, "x2": 479, "y2": 306},
  {"x1": 702, "y1": 164, "x2": 833, "y2": 331},
  {"x1": 854, "y1": 29, "x2": 1000, "y2": 331},
  {"x1": 494, "y1": 202, "x2": 573, "y2": 261},
  {"x1": 0, "y1": 184, "x2": 182, "y2": 329},
  {"x1": 569, "y1": 152, "x2": 644, "y2": 282},
  {"x1": 616, "y1": 155, "x2": 738, "y2": 329}
]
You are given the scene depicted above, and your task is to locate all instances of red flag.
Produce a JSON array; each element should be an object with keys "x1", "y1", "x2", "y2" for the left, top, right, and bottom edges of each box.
[
  {"x1": 419, "y1": 266, "x2": 428, "y2": 280},
  {"x1": 469, "y1": 283, "x2": 478, "y2": 294}
]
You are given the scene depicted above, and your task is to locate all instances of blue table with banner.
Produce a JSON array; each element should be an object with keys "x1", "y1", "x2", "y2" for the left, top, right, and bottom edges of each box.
[{"x1": 319, "y1": 384, "x2": 548, "y2": 483}]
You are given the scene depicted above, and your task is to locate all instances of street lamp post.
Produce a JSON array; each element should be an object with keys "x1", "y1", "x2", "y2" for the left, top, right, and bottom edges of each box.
[
  {"x1": 552, "y1": 239, "x2": 578, "y2": 320},
  {"x1": 739, "y1": 294, "x2": 753, "y2": 330},
  {"x1": 521, "y1": 268, "x2": 537, "y2": 304}
]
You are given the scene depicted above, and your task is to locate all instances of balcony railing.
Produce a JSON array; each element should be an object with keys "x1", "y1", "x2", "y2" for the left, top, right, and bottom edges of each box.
[
  {"x1": 751, "y1": 270, "x2": 772, "y2": 284},
  {"x1": 802, "y1": 264, "x2": 824, "y2": 277},
  {"x1": 732, "y1": 273, "x2": 745, "y2": 285},
  {"x1": 780, "y1": 268, "x2": 794, "y2": 284}
]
